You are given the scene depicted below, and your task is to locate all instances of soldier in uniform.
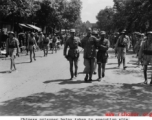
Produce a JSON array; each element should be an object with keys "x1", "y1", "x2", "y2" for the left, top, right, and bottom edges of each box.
[
  {"x1": 81, "y1": 28, "x2": 98, "y2": 82},
  {"x1": 139, "y1": 31, "x2": 152, "y2": 85},
  {"x1": 6, "y1": 31, "x2": 19, "y2": 72},
  {"x1": 115, "y1": 31, "x2": 128, "y2": 69},
  {"x1": 29, "y1": 32, "x2": 37, "y2": 62},
  {"x1": 97, "y1": 31, "x2": 110, "y2": 81},
  {"x1": 64, "y1": 29, "x2": 81, "y2": 80}
]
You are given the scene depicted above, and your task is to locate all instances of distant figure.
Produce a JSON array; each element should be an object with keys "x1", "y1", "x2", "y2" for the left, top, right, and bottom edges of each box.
[
  {"x1": 52, "y1": 34, "x2": 58, "y2": 54},
  {"x1": 6, "y1": 31, "x2": 19, "y2": 72},
  {"x1": 115, "y1": 31, "x2": 128, "y2": 70},
  {"x1": 43, "y1": 34, "x2": 50, "y2": 57},
  {"x1": 28, "y1": 32, "x2": 37, "y2": 62}
]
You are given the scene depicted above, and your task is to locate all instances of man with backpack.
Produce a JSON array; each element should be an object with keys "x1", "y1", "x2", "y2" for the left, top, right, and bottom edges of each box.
[
  {"x1": 139, "y1": 31, "x2": 152, "y2": 85},
  {"x1": 115, "y1": 31, "x2": 128, "y2": 70}
]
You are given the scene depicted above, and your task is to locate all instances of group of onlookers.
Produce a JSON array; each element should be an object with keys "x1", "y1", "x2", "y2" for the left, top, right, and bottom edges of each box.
[
  {"x1": 63, "y1": 28, "x2": 152, "y2": 85},
  {"x1": 1, "y1": 28, "x2": 152, "y2": 85},
  {"x1": 1, "y1": 30, "x2": 63, "y2": 73}
]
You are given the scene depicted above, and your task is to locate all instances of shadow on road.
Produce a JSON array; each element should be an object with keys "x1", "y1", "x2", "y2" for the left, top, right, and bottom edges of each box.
[
  {"x1": 107, "y1": 63, "x2": 118, "y2": 65},
  {"x1": 0, "y1": 70, "x2": 11, "y2": 74},
  {"x1": 0, "y1": 84, "x2": 152, "y2": 116},
  {"x1": 16, "y1": 62, "x2": 31, "y2": 64},
  {"x1": 106, "y1": 67, "x2": 118, "y2": 70},
  {"x1": 43, "y1": 79, "x2": 70, "y2": 84}
]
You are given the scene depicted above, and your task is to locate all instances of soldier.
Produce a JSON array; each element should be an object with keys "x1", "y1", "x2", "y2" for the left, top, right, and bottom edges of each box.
[
  {"x1": 97, "y1": 31, "x2": 110, "y2": 81},
  {"x1": 52, "y1": 34, "x2": 58, "y2": 54},
  {"x1": 29, "y1": 32, "x2": 37, "y2": 62},
  {"x1": 43, "y1": 34, "x2": 50, "y2": 57},
  {"x1": 39, "y1": 32, "x2": 44, "y2": 50},
  {"x1": 139, "y1": 31, "x2": 152, "y2": 85},
  {"x1": 115, "y1": 31, "x2": 128, "y2": 69},
  {"x1": 64, "y1": 29, "x2": 81, "y2": 80},
  {"x1": 6, "y1": 31, "x2": 19, "y2": 72},
  {"x1": 81, "y1": 28, "x2": 97, "y2": 82}
]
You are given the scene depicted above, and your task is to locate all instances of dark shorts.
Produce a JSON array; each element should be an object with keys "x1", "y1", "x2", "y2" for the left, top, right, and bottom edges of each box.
[
  {"x1": 67, "y1": 49, "x2": 79, "y2": 61},
  {"x1": 97, "y1": 52, "x2": 108, "y2": 63},
  {"x1": 68, "y1": 56, "x2": 79, "y2": 62}
]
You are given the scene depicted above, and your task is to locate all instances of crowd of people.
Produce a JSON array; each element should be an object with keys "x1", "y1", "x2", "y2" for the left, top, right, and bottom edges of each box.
[
  {"x1": 0, "y1": 31, "x2": 64, "y2": 72},
  {"x1": 1, "y1": 27, "x2": 152, "y2": 85},
  {"x1": 64, "y1": 28, "x2": 152, "y2": 85}
]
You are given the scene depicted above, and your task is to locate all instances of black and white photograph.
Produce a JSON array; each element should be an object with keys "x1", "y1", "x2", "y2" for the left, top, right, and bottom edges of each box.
[{"x1": 0, "y1": 0, "x2": 152, "y2": 117}]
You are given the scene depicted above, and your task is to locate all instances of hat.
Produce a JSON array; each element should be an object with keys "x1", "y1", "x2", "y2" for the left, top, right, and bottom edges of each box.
[
  {"x1": 147, "y1": 31, "x2": 152, "y2": 34},
  {"x1": 70, "y1": 29, "x2": 75, "y2": 33},
  {"x1": 8, "y1": 31, "x2": 15, "y2": 35},
  {"x1": 31, "y1": 32, "x2": 35, "y2": 36},
  {"x1": 115, "y1": 32, "x2": 119, "y2": 35},
  {"x1": 100, "y1": 31, "x2": 106, "y2": 35},
  {"x1": 87, "y1": 28, "x2": 92, "y2": 31},
  {"x1": 92, "y1": 31, "x2": 98, "y2": 35},
  {"x1": 121, "y1": 31, "x2": 125, "y2": 34},
  {"x1": 141, "y1": 33, "x2": 145, "y2": 36}
]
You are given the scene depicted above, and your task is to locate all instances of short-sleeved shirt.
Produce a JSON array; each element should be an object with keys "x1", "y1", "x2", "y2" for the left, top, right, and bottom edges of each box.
[
  {"x1": 39, "y1": 35, "x2": 44, "y2": 42},
  {"x1": 8, "y1": 37, "x2": 19, "y2": 48},
  {"x1": 64, "y1": 36, "x2": 81, "y2": 58},
  {"x1": 115, "y1": 35, "x2": 127, "y2": 53},
  {"x1": 65, "y1": 37, "x2": 80, "y2": 49},
  {"x1": 81, "y1": 35, "x2": 97, "y2": 59},
  {"x1": 97, "y1": 38, "x2": 110, "y2": 52}
]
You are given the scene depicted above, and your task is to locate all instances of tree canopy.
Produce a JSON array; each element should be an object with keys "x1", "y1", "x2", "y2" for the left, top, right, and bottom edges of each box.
[
  {"x1": 96, "y1": 0, "x2": 152, "y2": 33},
  {"x1": 0, "y1": 0, "x2": 82, "y2": 32}
]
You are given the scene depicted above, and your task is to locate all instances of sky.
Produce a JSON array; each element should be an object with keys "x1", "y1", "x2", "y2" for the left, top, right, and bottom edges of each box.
[{"x1": 81, "y1": 0, "x2": 114, "y2": 23}]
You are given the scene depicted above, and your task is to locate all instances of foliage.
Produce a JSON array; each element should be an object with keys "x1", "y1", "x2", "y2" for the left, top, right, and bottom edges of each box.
[
  {"x1": 96, "y1": 0, "x2": 152, "y2": 33},
  {"x1": 0, "y1": 0, "x2": 82, "y2": 32}
]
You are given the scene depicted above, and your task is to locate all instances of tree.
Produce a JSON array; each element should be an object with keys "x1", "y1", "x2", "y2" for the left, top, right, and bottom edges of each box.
[{"x1": 96, "y1": 7, "x2": 114, "y2": 32}]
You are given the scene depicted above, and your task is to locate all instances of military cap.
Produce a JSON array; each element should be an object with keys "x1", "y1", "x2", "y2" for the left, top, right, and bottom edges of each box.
[
  {"x1": 147, "y1": 31, "x2": 152, "y2": 34},
  {"x1": 8, "y1": 31, "x2": 15, "y2": 35},
  {"x1": 100, "y1": 31, "x2": 106, "y2": 35},
  {"x1": 70, "y1": 29, "x2": 76, "y2": 33},
  {"x1": 92, "y1": 31, "x2": 98, "y2": 35}
]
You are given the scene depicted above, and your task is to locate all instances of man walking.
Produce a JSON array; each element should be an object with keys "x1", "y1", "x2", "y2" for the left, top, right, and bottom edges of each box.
[
  {"x1": 97, "y1": 31, "x2": 110, "y2": 81},
  {"x1": 115, "y1": 31, "x2": 128, "y2": 69},
  {"x1": 81, "y1": 28, "x2": 98, "y2": 82},
  {"x1": 139, "y1": 31, "x2": 152, "y2": 85},
  {"x1": 6, "y1": 31, "x2": 19, "y2": 72},
  {"x1": 64, "y1": 29, "x2": 81, "y2": 80}
]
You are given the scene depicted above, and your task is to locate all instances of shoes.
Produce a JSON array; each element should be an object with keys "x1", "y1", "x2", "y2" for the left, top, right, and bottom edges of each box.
[
  {"x1": 102, "y1": 73, "x2": 105, "y2": 78},
  {"x1": 123, "y1": 66, "x2": 127, "y2": 70},
  {"x1": 98, "y1": 78, "x2": 102, "y2": 82},
  {"x1": 9, "y1": 70, "x2": 12, "y2": 73},
  {"x1": 89, "y1": 78, "x2": 92, "y2": 82},
  {"x1": 93, "y1": 72, "x2": 97, "y2": 75},
  {"x1": 84, "y1": 75, "x2": 88, "y2": 82},
  {"x1": 144, "y1": 81, "x2": 147, "y2": 84},
  {"x1": 70, "y1": 77, "x2": 74, "y2": 80}
]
